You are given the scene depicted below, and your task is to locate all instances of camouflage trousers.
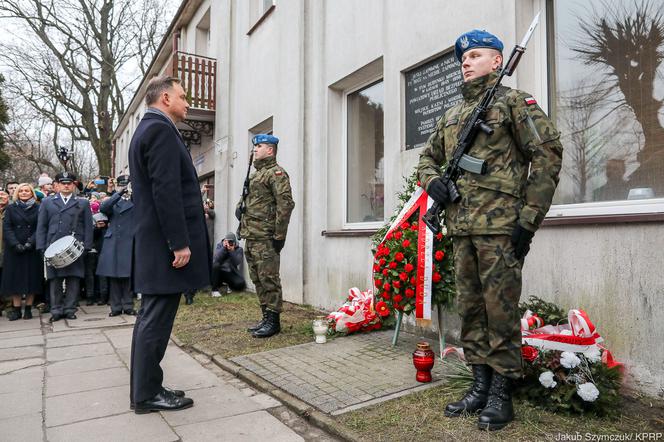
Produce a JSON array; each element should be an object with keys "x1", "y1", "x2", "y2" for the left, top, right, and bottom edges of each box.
[
  {"x1": 452, "y1": 235, "x2": 523, "y2": 379},
  {"x1": 244, "y1": 240, "x2": 283, "y2": 313}
]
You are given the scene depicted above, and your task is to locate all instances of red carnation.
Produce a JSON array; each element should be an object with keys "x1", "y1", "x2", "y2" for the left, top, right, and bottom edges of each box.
[
  {"x1": 521, "y1": 346, "x2": 539, "y2": 363},
  {"x1": 374, "y1": 278, "x2": 382, "y2": 286},
  {"x1": 402, "y1": 239, "x2": 411, "y2": 248},
  {"x1": 394, "y1": 231, "x2": 403, "y2": 240},
  {"x1": 395, "y1": 252, "x2": 404, "y2": 262},
  {"x1": 393, "y1": 280, "x2": 401, "y2": 289},
  {"x1": 435, "y1": 250, "x2": 445, "y2": 261},
  {"x1": 432, "y1": 272, "x2": 442, "y2": 283},
  {"x1": 410, "y1": 277, "x2": 416, "y2": 285},
  {"x1": 402, "y1": 222, "x2": 410, "y2": 229},
  {"x1": 399, "y1": 272, "x2": 408, "y2": 281},
  {"x1": 383, "y1": 282, "x2": 391, "y2": 291},
  {"x1": 382, "y1": 269, "x2": 389, "y2": 276},
  {"x1": 373, "y1": 264, "x2": 380, "y2": 272},
  {"x1": 404, "y1": 263, "x2": 414, "y2": 273},
  {"x1": 411, "y1": 222, "x2": 418, "y2": 230},
  {"x1": 381, "y1": 291, "x2": 390, "y2": 300},
  {"x1": 436, "y1": 233, "x2": 443, "y2": 241},
  {"x1": 386, "y1": 232, "x2": 393, "y2": 240},
  {"x1": 405, "y1": 288, "x2": 415, "y2": 298},
  {"x1": 383, "y1": 247, "x2": 391, "y2": 255},
  {"x1": 375, "y1": 301, "x2": 390, "y2": 317},
  {"x1": 379, "y1": 258, "x2": 386, "y2": 266},
  {"x1": 393, "y1": 294, "x2": 403, "y2": 303},
  {"x1": 394, "y1": 303, "x2": 403, "y2": 311},
  {"x1": 389, "y1": 261, "x2": 397, "y2": 269}
]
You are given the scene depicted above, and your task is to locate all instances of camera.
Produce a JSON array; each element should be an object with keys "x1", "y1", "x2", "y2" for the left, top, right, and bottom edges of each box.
[
  {"x1": 116, "y1": 175, "x2": 130, "y2": 187},
  {"x1": 93, "y1": 176, "x2": 109, "y2": 185}
]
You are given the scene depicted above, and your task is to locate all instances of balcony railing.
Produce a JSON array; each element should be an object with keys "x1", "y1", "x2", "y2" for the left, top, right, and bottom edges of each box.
[{"x1": 172, "y1": 51, "x2": 217, "y2": 111}]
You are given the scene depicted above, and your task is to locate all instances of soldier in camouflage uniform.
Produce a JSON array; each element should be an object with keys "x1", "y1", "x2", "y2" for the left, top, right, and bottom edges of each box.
[
  {"x1": 417, "y1": 30, "x2": 562, "y2": 431},
  {"x1": 237, "y1": 134, "x2": 295, "y2": 338}
]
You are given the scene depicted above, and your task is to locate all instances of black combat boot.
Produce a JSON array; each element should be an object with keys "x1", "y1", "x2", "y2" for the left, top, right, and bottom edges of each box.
[
  {"x1": 252, "y1": 310, "x2": 280, "y2": 338},
  {"x1": 247, "y1": 305, "x2": 267, "y2": 332},
  {"x1": 23, "y1": 306, "x2": 33, "y2": 320},
  {"x1": 444, "y1": 364, "x2": 492, "y2": 416},
  {"x1": 477, "y1": 372, "x2": 514, "y2": 431}
]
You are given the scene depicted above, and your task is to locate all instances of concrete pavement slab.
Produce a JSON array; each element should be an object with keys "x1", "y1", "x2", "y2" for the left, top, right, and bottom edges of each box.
[
  {"x1": 0, "y1": 412, "x2": 43, "y2": 441},
  {"x1": 174, "y1": 410, "x2": 304, "y2": 442},
  {"x1": 0, "y1": 328, "x2": 42, "y2": 340},
  {"x1": 159, "y1": 385, "x2": 263, "y2": 427},
  {"x1": 116, "y1": 346, "x2": 131, "y2": 366},
  {"x1": 46, "y1": 341, "x2": 114, "y2": 362},
  {"x1": 161, "y1": 347, "x2": 222, "y2": 391},
  {"x1": 0, "y1": 389, "x2": 43, "y2": 419},
  {"x1": 0, "y1": 334, "x2": 44, "y2": 349},
  {"x1": 0, "y1": 345, "x2": 44, "y2": 362},
  {"x1": 0, "y1": 365, "x2": 43, "y2": 394},
  {"x1": 0, "y1": 357, "x2": 44, "y2": 375},
  {"x1": 45, "y1": 384, "x2": 130, "y2": 427},
  {"x1": 47, "y1": 354, "x2": 124, "y2": 377},
  {"x1": 46, "y1": 333, "x2": 108, "y2": 348},
  {"x1": 46, "y1": 412, "x2": 178, "y2": 442},
  {"x1": 47, "y1": 329, "x2": 104, "y2": 338},
  {"x1": 0, "y1": 317, "x2": 42, "y2": 332},
  {"x1": 47, "y1": 366, "x2": 129, "y2": 397},
  {"x1": 103, "y1": 328, "x2": 134, "y2": 348}
]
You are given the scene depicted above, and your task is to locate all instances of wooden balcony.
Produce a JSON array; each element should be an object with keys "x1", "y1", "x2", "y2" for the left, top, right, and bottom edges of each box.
[{"x1": 171, "y1": 51, "x2": 217, "y2": 114}]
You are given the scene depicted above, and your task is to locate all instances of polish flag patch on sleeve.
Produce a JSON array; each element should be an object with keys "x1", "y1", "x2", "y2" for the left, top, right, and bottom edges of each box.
[{"x1": 524, "y1": 96, "x2": 537, "y2": 105}]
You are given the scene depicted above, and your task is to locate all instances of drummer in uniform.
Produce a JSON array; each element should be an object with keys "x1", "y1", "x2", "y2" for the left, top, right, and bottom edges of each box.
[{"x1": 36, "y1": 172, "x2": 93, "y2": 322}]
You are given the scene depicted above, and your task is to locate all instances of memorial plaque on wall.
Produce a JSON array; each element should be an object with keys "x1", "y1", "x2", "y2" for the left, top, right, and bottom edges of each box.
[{"x1": 405, "y1": 51, "x2": 463, "y2": 150}]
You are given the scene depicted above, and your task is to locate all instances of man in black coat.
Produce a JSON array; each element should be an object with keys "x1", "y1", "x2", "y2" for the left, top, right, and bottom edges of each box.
[
  {"x1": 128, "y1": 76, "x2": 211, "y2": 414},
  {"x1": 36, "y1": 172, "x2": 93, "y2": 322}
]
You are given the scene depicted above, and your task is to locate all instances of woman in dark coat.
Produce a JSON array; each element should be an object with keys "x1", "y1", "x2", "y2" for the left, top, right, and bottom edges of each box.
[{"x1": 1, "y1": 183, "x2": 43, "y2": 320}]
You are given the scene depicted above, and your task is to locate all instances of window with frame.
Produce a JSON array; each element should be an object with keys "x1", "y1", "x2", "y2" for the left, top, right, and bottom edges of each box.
[
  {"x1": 550, "y1": 0, "x2": 664, "y2": 212},
  {"x1": 345, "y1": 80, "x2": 384, "y2": 225}
]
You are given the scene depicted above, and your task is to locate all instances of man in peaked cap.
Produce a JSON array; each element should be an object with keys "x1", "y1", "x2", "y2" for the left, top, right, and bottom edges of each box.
[
  {"x1": 236, "y1": 133, "x2": 294, "y2": 338},
  {"x1": 417, "y1": 29, "x2": 562, "y2": 430},
  {"x1": 36, "y1": 171, "x2": 93, "y2": 322}
]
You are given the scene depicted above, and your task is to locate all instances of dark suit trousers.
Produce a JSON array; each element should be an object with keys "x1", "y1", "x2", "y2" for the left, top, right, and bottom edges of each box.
[
  {"x1": 50, "y1": 277, "x2": 80, "y2": 316},
  {"x1": 130, "y1": 293, "x2": 181, "y2": 403},
  {"x1": 109, "y1": 278, "x2": 133, "y2": 313}
]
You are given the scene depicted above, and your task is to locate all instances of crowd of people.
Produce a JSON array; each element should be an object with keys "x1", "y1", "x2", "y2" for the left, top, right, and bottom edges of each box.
[{"x1": 0, "y1": 172, "x2": 246, "y2": 322}]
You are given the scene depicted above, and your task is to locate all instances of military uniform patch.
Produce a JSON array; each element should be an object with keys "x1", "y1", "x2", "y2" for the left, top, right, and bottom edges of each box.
[
  {"x1": 524, "y1": 96, "x2": 537, "y2": 105},
  {"x1": 275, "y1": 170, "x2": 283, "y2": 176}
]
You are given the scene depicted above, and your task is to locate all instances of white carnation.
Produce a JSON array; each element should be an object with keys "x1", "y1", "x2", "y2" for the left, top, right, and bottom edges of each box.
[
  {"x1": 539, "y1": 371, "x2": 557, "y2": 388},
  {"x1": 583, "y1": 347, "x2": 602, "y2": 363},
  {"x1": 577, "y1": 382, "x2": 600, "y2": 402},
  {"x1": 560, "y1": 351, "x2": 581, "y2": 369}
]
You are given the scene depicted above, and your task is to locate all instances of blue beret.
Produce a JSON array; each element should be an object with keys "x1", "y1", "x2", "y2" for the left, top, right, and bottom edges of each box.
[
  {"x1": 454, "y1": 29, "x2": 504, "y2": 63},
  {"x1": 252, "y1": 134, "x2": 279, "y2": 145}
]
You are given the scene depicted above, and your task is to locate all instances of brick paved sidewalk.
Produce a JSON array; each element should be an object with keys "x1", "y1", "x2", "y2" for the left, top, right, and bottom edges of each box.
[
  {"x1": 0, "y1": 305, "x2": 333, "y2": 442},
  {"x1": 231, "y1": 330, "x2": 448, "y2": 415}
]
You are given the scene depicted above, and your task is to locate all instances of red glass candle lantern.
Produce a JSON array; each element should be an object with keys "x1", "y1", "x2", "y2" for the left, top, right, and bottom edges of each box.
[{"x1": 412, "y1": 342, "x2": 435, "y2": 383}]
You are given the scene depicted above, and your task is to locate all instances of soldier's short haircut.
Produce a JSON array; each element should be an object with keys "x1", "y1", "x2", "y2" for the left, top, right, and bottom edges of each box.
[
  {"x1": 145, "y1": 76, "x2": 181, "y2": 106},
  {"x1": 268, "y1": 144, "x2": 278, "y2": 155}
]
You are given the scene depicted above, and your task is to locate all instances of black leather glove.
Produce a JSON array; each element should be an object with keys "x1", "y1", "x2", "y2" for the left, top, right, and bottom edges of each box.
[
  {"x1": 24, "y1": 242, "x2": 34, "y2": 251},
  {"x1": 235, "y1": 207, "x2": 243, "y2": 221},
  {"x1": 427, "y1": 178, "x2": 450, "y2": 206},
  {"x1": 14, "y1": 244, "x2": 26, "y2": 253},
  {"x1": 272, "y1": 239, "x2": 285, "y2": 254},
  {"x1": 511, "y1": 224, "x2": 535, "y2": 260}
]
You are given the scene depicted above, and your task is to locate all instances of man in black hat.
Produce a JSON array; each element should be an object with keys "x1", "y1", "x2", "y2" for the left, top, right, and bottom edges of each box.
[{"x1": 36, "y1": 172, "x2": 93, "y2": 321}]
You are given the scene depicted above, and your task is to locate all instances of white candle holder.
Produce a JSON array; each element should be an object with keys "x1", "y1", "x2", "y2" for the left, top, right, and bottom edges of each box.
[{"x1": 312, "y1": 317, "x2": 328, "y2": 344}]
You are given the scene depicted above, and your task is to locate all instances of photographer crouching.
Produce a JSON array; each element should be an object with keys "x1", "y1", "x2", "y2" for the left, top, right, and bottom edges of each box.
[{"x1": 210, "y1": 232, "x2": 245, "y2": 297}]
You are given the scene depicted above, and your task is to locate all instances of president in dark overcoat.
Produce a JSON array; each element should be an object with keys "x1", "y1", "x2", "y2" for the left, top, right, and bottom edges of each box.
[
  {"x1": 36, "y1": 172, "x2": 93, "y2": 321},
  {"x1": 128, "y1": 76, "x2": 210, "y2": 414},
  {"x1": 96, "y1": 189, "x2": 136, "y2": 315}
]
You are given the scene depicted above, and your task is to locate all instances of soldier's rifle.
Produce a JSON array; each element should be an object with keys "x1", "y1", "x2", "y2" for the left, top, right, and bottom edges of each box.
[
  {"x1": 422, "y1": 12, "x2": 541, "y2": 234},
  {"x1": 236, "y1": 150, "x2": 254, "y2": 240}
]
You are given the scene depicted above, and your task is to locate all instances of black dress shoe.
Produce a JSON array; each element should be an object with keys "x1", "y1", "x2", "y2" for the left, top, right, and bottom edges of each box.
[
  {"x1": 66, "y1": 313, "x2": 77, "y2": 320},
  {"x1": 134, "y1": 390, "x2": 194, "y2": 414},
  {"x1": 123, "y1": 309, "x2": 137, "y2": 316},
  {"x1": 49, "y1": 314, "x2": 62, "y2": 322},
  {"x1": 109, "y1": 311, "x2": 122, "y2": 317},
  {"x1": 130, "y1": 387, "x2": 185, "y2": 410}
]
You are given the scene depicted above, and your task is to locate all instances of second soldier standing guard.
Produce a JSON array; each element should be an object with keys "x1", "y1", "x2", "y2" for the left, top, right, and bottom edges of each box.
[
  {"x1": 237, "y1": 134, "x2": 294, "y2": 338},
  {"x1": 417, "y1": 29, "x2": 562, "y2": 430}
]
